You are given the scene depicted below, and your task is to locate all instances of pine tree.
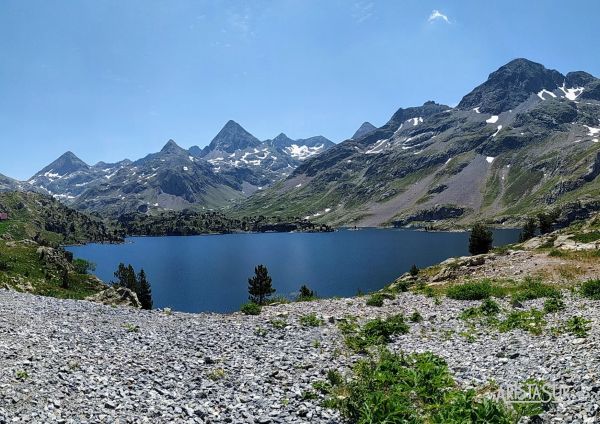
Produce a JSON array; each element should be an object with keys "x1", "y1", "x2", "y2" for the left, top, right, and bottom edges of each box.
[
  {"x1": 298, "y1": 284, "x2": 315, "y2": 301},
  {"x1": 538, "y1": 212, "x2": 555, "y2": 234},
  {"x1": 519, "y1": 217, "x2": 537, "y2": 242},
  {"x1": 469, "y1": 223, "x2": 493, "y2": 255},
  {"x1": 248, "y1": 265, "x2": 275, "y2": 305},
  {"x1": 137, "y1": 269, "x2": 153, "y2": 310},
  {"x1": 113, "y1": 263, "x2": 137, "y2": 291},
  {"x1": 409, "y1": 264, "x2": 419, "y2": 277}
]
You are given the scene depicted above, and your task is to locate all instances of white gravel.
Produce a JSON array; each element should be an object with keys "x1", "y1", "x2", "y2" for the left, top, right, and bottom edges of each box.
[{"x1": 1, "y1": 290, "x2": 599, "y2": 423}]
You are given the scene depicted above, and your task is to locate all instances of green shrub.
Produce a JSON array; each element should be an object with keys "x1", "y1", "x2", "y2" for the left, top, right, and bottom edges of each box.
[
  {"x1": 447, "y1": 281, "x2": 492, "y2": 300},
  {"x1": 301, "y1": 390, "x2": 318, "y2": 400},
  {"x1": 395, "y1": 280, "x2": 411, "y2": 292},
  {"x1": 312, "y1": 380, "x2": 331, "y2": 394},
  {"x1": 326, "y1": 349, "x2": 519, "y2": 423},
  {"x1": 254, "y1": 327, "x2": 268, "y2": 337},
  {"x1": 511, "y1": 279, "x2": 560, "y2": 302},
  {"x1": 409, "y1": 310, "x2": 423, "y2": 323},
  {"x1": 0, "y1": 257, "x2": 11, "y2": 271},
  {"x1": 299, "y1": 313, "x2": 323, "y2": 327},
  {"x1": 480, "y1": 298, "x2": 501, "y2": 315},
  {"x1": 459, "y1": 299, "x2": 500, "y2": 321},
  {"x1": 269, "y1": 318, "x2": 287, "y2": 329},
  {"x1": 366, "y1": 293, "x2": 384, "y2": 307},
  {"x1": 571, "y1": 231, "x2": 600, "y2": 243},
  {"x1": 581, "y1": 279, "x2": 600, "y2": 300},
  {"x1": 123, "y1": 323, "x2": 139, "y2": 333},
  {"x1": 543, "y1": 297, "x2": 565, "y2": 313},
  {"x1": 565, "y1": 316, "x2": 591, "y2": 338},
  {"x1": 497, "y1": 309, "x2": 546, "y2": 335},
  {"x1": 326, "y1": 369, "x2": 343, "y2": 386},
  {"x1": 345, "y1": 315, "x2": 409, "y2": 352},
  {"x1": 459, "y1": 307, "x2": 481, "y2": 320},
  {"x1": 423, "y1": 286, "x2": 436, "y2": 298},
  {"x1": 207, "y1": 368, "x2": 225, "y2": 381},
  {"x1": 240, "y1": 302, "x2": 261, "y2": 315}
]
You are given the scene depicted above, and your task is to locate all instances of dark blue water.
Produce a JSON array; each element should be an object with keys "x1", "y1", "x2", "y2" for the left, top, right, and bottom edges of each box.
[{"x1": 67, "y1": 228, "x2": 519, "y2": 313}]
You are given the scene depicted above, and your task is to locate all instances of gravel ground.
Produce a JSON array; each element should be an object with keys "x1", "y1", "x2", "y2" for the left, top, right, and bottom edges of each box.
[{"x1": 1, "y1": 289, "x2": 599, "y2": 423}]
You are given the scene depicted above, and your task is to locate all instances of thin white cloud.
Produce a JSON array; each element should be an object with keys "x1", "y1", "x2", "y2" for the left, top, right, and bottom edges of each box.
[
  {"x1": 353, "y1": 1, "x2": 374, "y2": 24},
  {"x1": 428, "y1": 10, "x2": 450, "y2": 24}
]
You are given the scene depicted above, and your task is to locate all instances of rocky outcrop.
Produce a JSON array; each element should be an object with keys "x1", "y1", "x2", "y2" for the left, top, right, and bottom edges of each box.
[
  {"x1": 36, "y1": 246, "x2": 73, "y2": 271},
  {"x1": 85, "y1": 286, "x2": 141, "y2": 308},
  {"x1": 555, "y1": 201, "x2": 600, "y2": 228},
  {"x1": 393, "y1": 205, "x2": 466, "y2": 227}
]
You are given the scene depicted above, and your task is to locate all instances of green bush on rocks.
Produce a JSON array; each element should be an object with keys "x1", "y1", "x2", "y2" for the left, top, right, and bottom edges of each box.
[
  {"x1": 447, "y1": 281, "x2": 493, "y2": 300},
  {"x1": 241, "y1": 302, "x2": 261, "y2": 315}
]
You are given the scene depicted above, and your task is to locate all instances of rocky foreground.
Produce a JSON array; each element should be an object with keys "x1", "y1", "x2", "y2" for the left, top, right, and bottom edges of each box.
[{"x1": 1, "y1": 285, "x2": 600, "y2": 423}]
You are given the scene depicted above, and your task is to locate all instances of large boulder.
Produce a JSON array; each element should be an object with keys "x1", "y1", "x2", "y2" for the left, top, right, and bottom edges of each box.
[
  {"x1": 36, "y1": 246, "x2": 73, "y2": 271},
  {"x1": 86, "y1": 286, "x2": 141, "y2": 308}
]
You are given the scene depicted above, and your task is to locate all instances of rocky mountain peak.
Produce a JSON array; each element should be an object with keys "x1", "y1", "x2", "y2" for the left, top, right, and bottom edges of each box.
[
  {"x1": 458, "y1": 58, "x2": 565, "y2": 114},
  {"x1": 204, "y1": 120, "x2": 261, "y2": 154},
  {"x1": 160, "y1": 139, "x2": 186, "y2": 155},
  {"x1": 32, "y1": 151, "x2": 89, "y2": 179},
  {"x1": 565, "y1": 71, "x2": 598, "y2": 88},
  {"x1": 352, "y1": 122, "x2": 377, "y2": 139},
  {"x1": 389, "y1": 101, "x2": 450, "y2": 125},
  {"x1": 271, "y1": 133, "x2": 295, "y2": 148}
]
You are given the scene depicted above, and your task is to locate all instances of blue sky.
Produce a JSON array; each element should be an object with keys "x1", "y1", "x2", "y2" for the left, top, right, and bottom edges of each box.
[{"x1": 1, "y1": 0, "x2": 599, "y2": 180}]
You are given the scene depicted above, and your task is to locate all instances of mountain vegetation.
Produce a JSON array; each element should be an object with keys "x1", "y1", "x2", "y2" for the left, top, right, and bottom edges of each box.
[
  {"x1": 116, "y1": 209, "x2": 331, "y2": 236},
  {"x1": 0, "y1": 192, "x2": 120, "y2": 299},
  {"x1": 0, "y1": 191, "x2": 121, "y2": 245}
]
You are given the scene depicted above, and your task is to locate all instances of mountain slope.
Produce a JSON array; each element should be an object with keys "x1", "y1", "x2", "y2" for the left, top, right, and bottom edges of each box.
[
  {"x1": 72, "y1": 140, "x2": 243, "y2": 216},
  {"x1": 26, "y1": 140, "x2": 243, "y2": 216},
  {"x1": 0, "y1": 174, "x2": 29, "y2": 192},
  {"x1": 0, "y1": 191, "x2": 121, "y2": 243},
  {"x1": 237, "y1": 59, "x2": 600, "y2": 227}
]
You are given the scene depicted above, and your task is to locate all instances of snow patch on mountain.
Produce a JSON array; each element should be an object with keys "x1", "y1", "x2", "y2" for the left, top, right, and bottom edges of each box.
[
  {"x1": 365, "y1": 139, "x2": 389, "y2": 154},
  {"x1": 286, "y1": 144, "x2": 325, "y2": 160},
  {"x1": 584, "y1": 125, "x2": 600, "y2": 136},
  {"x1": 408, "y1": 117, "x2": 423, "y2": 126},
  {"x1": 560, "y1": 84, "x2": 584, "y2": 101},
  {"x1": 486, "y1": 115, "x2": 499, "y2": 124},
  {"x1": 537, "y1": 89, "x2": 557, "y2": 100}
]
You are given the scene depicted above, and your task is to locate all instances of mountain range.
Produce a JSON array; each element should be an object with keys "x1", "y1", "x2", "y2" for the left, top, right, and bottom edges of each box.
[
  {"x1": 239, "y1": 58, "x2": 600, "y2": 227},
  {"x1": 21, "y1": 122, "x2": 334, "y2": 216},
  {"x1": 3, "y1": 58, "x2": 600, "y2": 227}
]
